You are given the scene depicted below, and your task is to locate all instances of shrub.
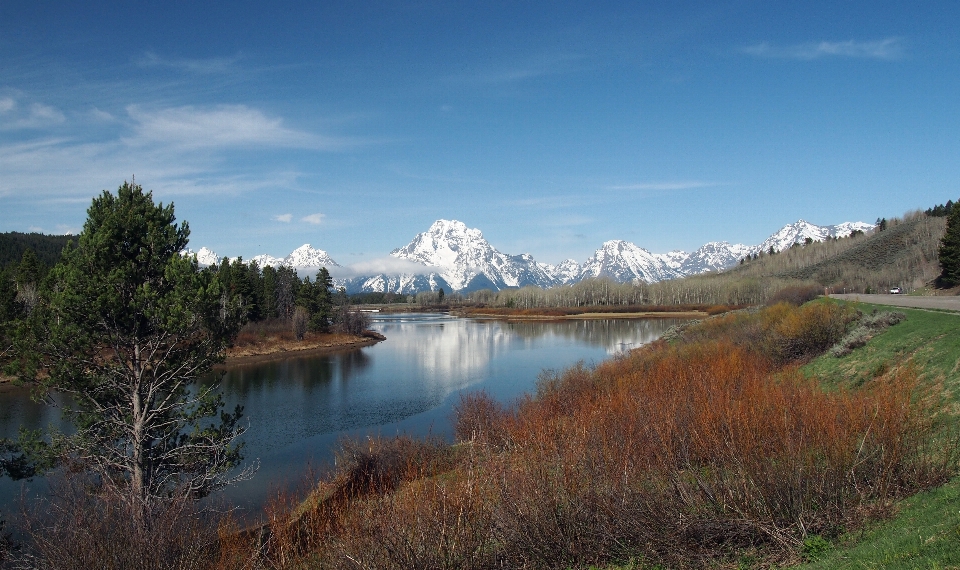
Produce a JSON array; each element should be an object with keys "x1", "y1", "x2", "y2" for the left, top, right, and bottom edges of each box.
[
  {"x1": 333, "y1": 305, "x2": 371, "y2": 336},
  {"x1": 766, "y1": 284, "x2": 823, "y2": 306},
  {"x1": 14, "y1": 474, "x2": 218, "y2": 570},
  {"x1": 831, "y1": 311, "x2": 907, "y2": 358},
  {"x1": 291, "y1": 307, "x2": 308, "y2": 341}
]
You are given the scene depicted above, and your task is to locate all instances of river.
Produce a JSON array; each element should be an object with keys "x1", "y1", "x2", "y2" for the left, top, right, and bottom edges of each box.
[{"x1": 0, "y1": 313, "x2": 684, "y2": 515}]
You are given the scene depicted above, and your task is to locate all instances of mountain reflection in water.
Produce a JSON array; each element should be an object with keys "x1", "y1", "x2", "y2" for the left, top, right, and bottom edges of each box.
[{"x1": 0, "y1": 313, "x2": 684, "y2": 513}]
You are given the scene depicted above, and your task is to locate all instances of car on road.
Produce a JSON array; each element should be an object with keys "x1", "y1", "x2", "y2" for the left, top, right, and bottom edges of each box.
[{"x1": 889, "y1": 287, "x2": 902, "y2": 294}]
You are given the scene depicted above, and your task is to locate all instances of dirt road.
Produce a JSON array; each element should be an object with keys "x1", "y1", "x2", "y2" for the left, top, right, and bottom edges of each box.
[{"x1": 829, "y1": 293, "x2": 960, "y2": 312}]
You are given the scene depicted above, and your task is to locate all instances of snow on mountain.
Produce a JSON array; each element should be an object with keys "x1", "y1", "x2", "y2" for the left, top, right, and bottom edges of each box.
[
  {"x1": 578, "y1": 240, "x2": 684, "y2": 284},
  {"x1": 249, "y1": 244, "x2": 340, "y2": 270},
  {"x1": 182, "y1": 247, "x2": 221, "y2": 267},
  {"x1": 679, "y1": 241, "x2": 754, "y2": 275},
  {"x1": 284, "y1": 244, "x2": 340, "y2": 268},
  {"x1": 755, "y1": 220, "x2": 874, "y2": 255},
  {"x1": 542, "y1": 259, "x2": 582, "y2": 284},
  {"x1": 250, "y1": 253, "x2": 285, "y2": 267},
  {"x1": 336, "y1": 272, "x2": 451, "y2": 295},
  {"x1": 390, "y1": 220, "x2": 555, "y2": 291},
  {"x1": 656, "y1": 250, "x2": 689, "y2": 272}
]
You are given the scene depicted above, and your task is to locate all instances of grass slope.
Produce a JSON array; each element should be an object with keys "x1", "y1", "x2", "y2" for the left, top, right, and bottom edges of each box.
[
  {"x1": 795, "y1": 303, "x2": 960, "y2": 569},
  {"x1": 804, "y1": 302, "x2": 960, "y2": 404},
  {"x1": 800, "y1": 477, "x2": 960, "y2": 569}
]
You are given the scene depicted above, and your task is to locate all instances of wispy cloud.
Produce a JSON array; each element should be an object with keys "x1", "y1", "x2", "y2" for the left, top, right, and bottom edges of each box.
[
  {"x1": 273, "y1": 213, "x2": 293, "y2": 222},
  {"x1": 125, "y1": 104, "x2": 355, "y2": 150},
  {"x1": 444, "y1": 52, "x2": 585, "y2": 85},
  {"x1": 135, "y1": 51, "x2": 241, "y2": 74},
  {"x1": 606, "y1": 181, "x2": 719, "y2": 191},
  {"x1": 331, "y1": 257, "x2": 430, "y2": 279},
  {"x1": 741, "y1": 38, "x2": 903, "y2": 61},
  {"x1": 0, "y1": 97, "x2": 67, "y2": 130},
  {"x1": 302, "y1": 213, "x2": 325, "y2": 224}
]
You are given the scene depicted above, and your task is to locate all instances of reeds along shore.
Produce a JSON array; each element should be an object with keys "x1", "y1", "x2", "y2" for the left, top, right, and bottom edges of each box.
[{"x1": 205, "y1": 300, "x2": 953, "y2": 570}]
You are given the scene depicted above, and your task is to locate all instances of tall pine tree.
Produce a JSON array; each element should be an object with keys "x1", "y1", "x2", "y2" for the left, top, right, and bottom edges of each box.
[
  {"x1": 939, "y1": 199, "x2": 960, "y2": 286},
  {"x1": 17, "y1": 182, "x2": 250, "y2": 517}
]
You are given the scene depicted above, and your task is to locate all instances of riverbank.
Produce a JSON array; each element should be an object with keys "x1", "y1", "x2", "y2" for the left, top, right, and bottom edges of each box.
[
  {"x1": 0, "y1": 332, "x2": 387, "y2": 382},
  {"x1": 221, "y1": 331, "x2": 385, "y2": 367}
]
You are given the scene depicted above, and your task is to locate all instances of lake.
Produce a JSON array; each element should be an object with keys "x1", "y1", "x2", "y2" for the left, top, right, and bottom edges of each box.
[{"x1": 0, "y1": 313, "x2": 684, "y2": 514}]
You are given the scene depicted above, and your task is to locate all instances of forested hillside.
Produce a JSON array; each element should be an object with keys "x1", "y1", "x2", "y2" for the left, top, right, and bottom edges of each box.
[{"x1": 0, "y1": 232, "x2": 72, "y2": 270}]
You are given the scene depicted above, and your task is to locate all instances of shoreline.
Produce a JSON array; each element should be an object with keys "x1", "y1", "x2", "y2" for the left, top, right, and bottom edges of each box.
[{"x1": 221, "y1": 333, "x2": 384, "y2": 367}]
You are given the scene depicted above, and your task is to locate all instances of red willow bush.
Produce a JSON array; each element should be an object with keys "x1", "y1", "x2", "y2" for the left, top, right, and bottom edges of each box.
[{"x1": 219, "y1": 301, "x2": 953, "y2": 569}]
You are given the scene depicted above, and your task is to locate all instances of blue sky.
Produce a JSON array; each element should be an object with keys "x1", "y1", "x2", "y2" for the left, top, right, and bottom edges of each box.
[{"x1": 2, "y1": 1, "x2": 958, "y2": 269}]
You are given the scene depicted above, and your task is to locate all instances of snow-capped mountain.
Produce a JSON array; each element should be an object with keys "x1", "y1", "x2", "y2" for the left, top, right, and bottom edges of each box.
[
  {"x1": 191, "y1": 217, "x2": 874, "y2": 293},
  {"x1": 755, "y1": 220, "x2": 874, "y2": 255},
  {"x1": 182, "y1": 247, "x2": 222, "y2": 267},
  {"x1": 251, "y1": 244, "x2": 340, "y2": 270},
  {"x1": 338, "y1": 272, "x2": 451, "y2": 295},
  {"x1": 679, "y1": 241, "x2": 755, "y2": 275},
  {"x1": 542, "y1": 259, "x2": 582, "y2": 285},
  {"x1": 390, "y1": 220, "x2": 555, "y2": 291},
  {"x1": 577, "y1": 240, "x2": 684, "y2": 284}
]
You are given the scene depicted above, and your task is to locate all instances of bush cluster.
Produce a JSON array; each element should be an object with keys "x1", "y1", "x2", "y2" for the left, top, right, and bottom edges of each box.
[{"x1": 830, "y1": 310, "x2": 906, "y2": 357}]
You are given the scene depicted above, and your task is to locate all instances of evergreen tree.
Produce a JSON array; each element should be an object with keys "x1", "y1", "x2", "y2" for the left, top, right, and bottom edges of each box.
[
  {"x1": 16, "y1": 182, "x2": 248, "y2": 516},
  {"x1": 295, "y1": 268, "x2": 333, "y2": 331},
  {"x1": 939, "y1": 199, "x2": 960, "y2": 286},
  {"x1": 261, "y1": 265, "x2": 278, "y2": 319}
]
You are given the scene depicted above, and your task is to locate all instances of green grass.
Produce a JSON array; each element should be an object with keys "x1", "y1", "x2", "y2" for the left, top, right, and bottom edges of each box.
[
  {"x1": 803, "y1": 302, "x2": 960, "y2": 405},
  {"x1": 798, "y1": 477, "x2": 960, "y2": 569},
  {"x1": 794, "y1": 302, "x2": 960, "y2": 570}
]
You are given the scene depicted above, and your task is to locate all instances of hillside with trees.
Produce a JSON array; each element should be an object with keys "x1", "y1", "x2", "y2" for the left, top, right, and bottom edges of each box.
[
  {"x1": 460, "y1": 208, "x2": 948, "y2": 310},
  {"x1": 0, "y1": 232, "x2": 72, "y2": 270}
]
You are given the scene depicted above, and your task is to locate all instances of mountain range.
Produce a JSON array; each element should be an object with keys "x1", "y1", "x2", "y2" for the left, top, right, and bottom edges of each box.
[{"x1": 187, "y1": 219, "x2": 875, "y2": 294}]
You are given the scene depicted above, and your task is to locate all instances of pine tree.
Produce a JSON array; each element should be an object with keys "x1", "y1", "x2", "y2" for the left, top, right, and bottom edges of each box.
[
  {"x1": 939, "y1": 199, "x2": 960, "y2": 287},
  {"x1": 17, "y1": 182, "x2": 249, "y2": 516}
]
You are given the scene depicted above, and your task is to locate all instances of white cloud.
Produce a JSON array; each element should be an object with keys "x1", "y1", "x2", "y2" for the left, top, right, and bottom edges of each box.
[
  {"x1": 445, "y1": 52, "x2": 585, "y2": 85},
  {"x1": 331, "y1": 257, "x2": 431, "y2": 279},
  {"x1": 125, "y1": 104, "x2": 353, "y2": 150},
  {"x1": 0, "y1": 100, "x2": 66, "y2": 129},
  {"x1": 135, "y1": 51, "x2": 241, "y2": 74},
  {"x1": 29, "y1": 103, "x2": 65, "y2": 123},
  {"x1": 89, "y1": 108, "x2": 114, "y2": 121},
  {"x1": 273, "y1": 213, "x2": 293, "y2": 222},
  {"x1": 302, "y1": 212, "x2": 325, "y2": 224},
  {"x1": 742, "y1": 38, "x2": 903, "y2": 61}
]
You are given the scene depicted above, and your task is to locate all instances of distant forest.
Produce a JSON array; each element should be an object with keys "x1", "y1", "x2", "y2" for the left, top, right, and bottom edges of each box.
[{"x1": 0, "y1": 232, "x2": 72, "y2": 270}]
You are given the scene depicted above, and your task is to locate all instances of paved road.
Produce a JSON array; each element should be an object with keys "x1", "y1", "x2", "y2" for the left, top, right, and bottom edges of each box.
[{"x1": 829, "y1": 293, "x2": 960, "y2": 312}]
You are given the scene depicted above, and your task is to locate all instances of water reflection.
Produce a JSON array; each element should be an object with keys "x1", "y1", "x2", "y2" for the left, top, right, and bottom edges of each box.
[{"x1": 0, "y1": 314, "x2": 684, "y2": 513}]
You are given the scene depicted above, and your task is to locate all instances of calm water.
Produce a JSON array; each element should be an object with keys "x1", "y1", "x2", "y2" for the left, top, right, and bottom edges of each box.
[{"x1": 0, "y1": 313, "x2": 683, "y2": 514}]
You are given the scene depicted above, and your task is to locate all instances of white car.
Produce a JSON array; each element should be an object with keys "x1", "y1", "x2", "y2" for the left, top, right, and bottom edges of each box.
[{"x1": 889, "y1": 287, "x2": 902, "y2": 294}]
